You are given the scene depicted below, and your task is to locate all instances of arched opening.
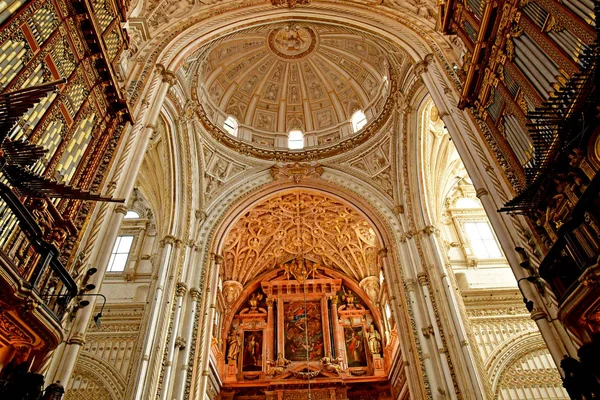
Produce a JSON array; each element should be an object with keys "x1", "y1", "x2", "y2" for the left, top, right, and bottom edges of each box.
[
  {"x1": 224, "y1": 116, "x2": 238, "y2": 137},
  {"x1": 351, "y1": 110, "x2": 367, "y2": 133},
  {"x1": 209, "y1": 188, "x2": 412, "y2": 398},
  {"x1": 124, "y1": 210, "x2": 140, "y2": 219},
  {"x1": 288, "y1": 130, "x2": 304, "y2": 149}
]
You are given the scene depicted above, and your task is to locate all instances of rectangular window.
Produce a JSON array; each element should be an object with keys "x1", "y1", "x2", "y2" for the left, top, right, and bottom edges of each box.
[
  {"x1": 464, "y1": 222, "x2": 502, "y2": 259},
  {"x1": 107, "y1": 235, "x2": 134, "y2": 272}
]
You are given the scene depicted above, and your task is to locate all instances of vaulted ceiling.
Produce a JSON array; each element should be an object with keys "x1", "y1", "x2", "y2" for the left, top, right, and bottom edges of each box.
[
  {"x1": 221, "y1": 190, "x2": 382, "y2": 286},
  {"x1": 199, "y1": 22, "x2": 391, "y2": 135}
]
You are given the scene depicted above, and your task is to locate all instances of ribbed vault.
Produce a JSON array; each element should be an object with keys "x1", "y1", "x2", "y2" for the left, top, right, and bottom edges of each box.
[{"x1": 221, "y1": 190, "x2": 382, "y2": 285}]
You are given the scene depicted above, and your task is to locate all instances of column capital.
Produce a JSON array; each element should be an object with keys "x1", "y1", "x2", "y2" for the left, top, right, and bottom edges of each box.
[
  {"x1": 212, "y1": 253, "x2": 224, "y2": 264},
  {"x1": 475, "y1": 188, "x2": 489, "y2": 198},
  {"x1": 189, "y1": 288, "x2": 201, "y2": 301},
  {"x1": 160, "y1": 235, "x2": 181, "y2": 248},
  {"x1": 530, "y1": 308, "x2": 548, "y2": 321},
  {"x1": 404, "y1": 278, "x2": 416, "y2": 292},
  {"x1": 417, "y1": 272, "x2": 429, "y2": 286},
  {"x1": 176, "y1": 282, "x2": 188, "y2": 297},
  {"x1": 67, "y1": 333, "x2": 86, "y2": 345},
  {"x1": 114, "y1": 205, "x2": 128, "y2": 215},
  {"x1": 161, "y1": 70, "x2": 177, "y2": 86}
]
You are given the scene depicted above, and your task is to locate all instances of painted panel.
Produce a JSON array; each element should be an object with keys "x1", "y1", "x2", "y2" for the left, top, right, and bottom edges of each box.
[
  {"x1": 242, "y1": 330, "x2": 263, "y2": 372},
  {"x1": 344, "y1": 326, "x2": 367, "y2": 367},
  {"x1": 284, "y1": 301, "x2": 324, "y2": 361}
]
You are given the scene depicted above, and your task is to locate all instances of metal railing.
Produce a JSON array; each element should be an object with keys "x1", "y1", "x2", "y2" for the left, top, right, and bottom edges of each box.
[{"x1": 0, "y1": 183, "x2": 77, "y2": 320}]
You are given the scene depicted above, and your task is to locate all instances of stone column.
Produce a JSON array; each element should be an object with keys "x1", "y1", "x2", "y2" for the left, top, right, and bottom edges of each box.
[
  {"x1": 329, "y1": 296, "x2": 343, "y2": 365},
  {"x1": 47, "y1": 66, "x2": 177, "y2": 389},
  {"x1": 404, "y1": 277, "x2": 446, "y2": 398},
  {"x1": 417, "y1": 272, "x2": 457, "y2": 400},
  {"x1": 159, "y1": 282, "x2": 187, "y2": 400},
  {"x1": 133, "y1": 235, "x2": 180, "y2": 400},
  {"x1": 277, "y1": 298, "x2": 284, "y2": 358},
  {"x1": 266, "y1": 298, "x2": 275, "y2": 361},
  {"x1": 196, "y1": 254, "x2": 223, "y2": 397},
  {"x1": 321, "y1": 295, "x2": 332, "y2": 357},
  {"x1": 172, "y1": 287, "x2": 201, "y2": 400}
]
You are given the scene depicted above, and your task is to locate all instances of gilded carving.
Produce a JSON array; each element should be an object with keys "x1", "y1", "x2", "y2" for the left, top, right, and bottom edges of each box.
[
  {"x1": 270, "y1": 163, "x2": 324, "y2": 183},
  {"x1": 222, "y1": 281, "x2": 243, "y2": 307},
  {"x1": 359, "y1": 276, "x2": 380, "y2": 303},
  {"x1": 221, "y1": 192, "x2": 381, "y2": 284}
]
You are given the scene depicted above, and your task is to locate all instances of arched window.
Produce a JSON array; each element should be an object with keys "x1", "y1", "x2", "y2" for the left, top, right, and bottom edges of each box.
[
  {"x1": 124, "y1": 210, "x2": 140, "y2": 219},
  {"x1": 351, "y1": 110, "x2": 367, "y2": 133},
  {"x1": 288, "y1": 130, "x2": 304, "y2": 149},
  {"x1": 108, "y1": 235, "x2": 134, "y2": 272},
  {"x1": 463, "y1": 222, "x2": 503, "y2": 259},
  {"x1": 224, "y1": 116, "x2": 238, "y2": 136}
]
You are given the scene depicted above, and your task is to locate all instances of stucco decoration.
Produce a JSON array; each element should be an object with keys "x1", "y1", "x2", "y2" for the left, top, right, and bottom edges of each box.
[
  {"x1": 359, "y1": 275, "x2": 380, "y2": 304},
  {"x1": 221, "y1": 190, "x2": 381, "y2": 285},
  {"x1": 198, "y1": 22, "x2": 392, "y2": 135},
  {"x1": 222, "y1": 280, "x2": 244, "y2": 307}
]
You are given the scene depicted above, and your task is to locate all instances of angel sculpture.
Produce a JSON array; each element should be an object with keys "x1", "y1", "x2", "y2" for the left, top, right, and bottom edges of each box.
[
  {"x1": 267, "y1": 353, "x2": 291, "y2": 376},
  {"x1": 320, "y1": 352, "x2": 344, "y2": 374}
]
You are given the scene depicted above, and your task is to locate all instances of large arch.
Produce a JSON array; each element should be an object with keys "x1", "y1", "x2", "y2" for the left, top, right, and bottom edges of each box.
[{"x1": 192, "y1": 177, "x2": 429, "y2": 398}]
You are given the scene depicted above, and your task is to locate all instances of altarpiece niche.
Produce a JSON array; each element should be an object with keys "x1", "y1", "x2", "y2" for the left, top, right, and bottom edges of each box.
[{"x1": 220, "y1": 260, "x2": 391, "y2": 399}]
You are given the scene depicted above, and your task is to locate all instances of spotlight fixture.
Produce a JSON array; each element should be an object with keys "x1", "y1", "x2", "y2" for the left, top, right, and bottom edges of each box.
[
  {"x1": 84, "y1": 283, "x2": 96, "y2": 291},
  {"x1": 86, "y1": 267, "x2": 98, "y2": 276},
  {"x1": 78, "y1": 293, "x2": 107, "y2": 329},
  {"x1": 93, "y1": 312, "x2": 103, "y2": 328},
  {"x1": 79, "y1": 300, "x2": 90, "y2": 307},
  {"x1": 517, "y1": 275, "x2": 542, "y2": 313}
]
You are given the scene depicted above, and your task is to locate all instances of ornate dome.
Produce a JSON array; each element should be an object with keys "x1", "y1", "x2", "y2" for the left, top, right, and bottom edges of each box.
[{"x1": 191, "y1": 21, "x2": 404, "y2": 159}]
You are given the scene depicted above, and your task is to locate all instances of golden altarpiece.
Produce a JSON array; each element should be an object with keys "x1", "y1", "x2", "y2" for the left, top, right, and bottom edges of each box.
[{"x1": 220, "y1": 260, "x2": 391, "y2": 399}]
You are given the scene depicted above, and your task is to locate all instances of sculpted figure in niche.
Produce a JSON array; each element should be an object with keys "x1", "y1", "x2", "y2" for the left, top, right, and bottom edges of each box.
[
  {"x1": 321, "y1": 352, "x2": 344, "y2": 374},
  {"x1": 267, "y1": 353, "x2": 291, "y2": 376},
  {"x1": 366, "y1": 324, "x2": 382, "y2": 356},
  {"x1": 226, "y1": 330, "x2": 241, "y2": 362}
]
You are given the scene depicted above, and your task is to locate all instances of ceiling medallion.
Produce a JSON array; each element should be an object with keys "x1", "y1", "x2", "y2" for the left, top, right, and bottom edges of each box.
[
  {"x1": 268, "y1": 25, "x2": 317, "y2": 60},
  {"x1": 271, "y1": 0, "x2": 310, "y2": 8}
]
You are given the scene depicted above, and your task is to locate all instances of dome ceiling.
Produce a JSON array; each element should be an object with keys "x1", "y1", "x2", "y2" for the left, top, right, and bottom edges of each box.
[
  {"x1": 201, "y1": 23, "x2": 389, "y2": 134},
  {"x1": 221, "y1": 191, "x2": 382, "y2": 286}
]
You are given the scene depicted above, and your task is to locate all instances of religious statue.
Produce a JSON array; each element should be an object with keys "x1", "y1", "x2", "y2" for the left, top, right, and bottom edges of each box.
[
  {"x1": 342, "y1": 290, "x2": 356, "y2": 308},
  {"x1": 226, "y1": 331, "x2": 241, "y2": 362},
  {"x1": 366, "y1": 324, "x2": 382, "y2": 356},
  {"x1": 267, "y1": 353, "x2": 291, "y2": 376},
  {"x1": 320, "y1": 352, "x2": 344, "y2": 374},
  {"x1": 248, "y1": 292, "x2": 263, "y2": 311}
]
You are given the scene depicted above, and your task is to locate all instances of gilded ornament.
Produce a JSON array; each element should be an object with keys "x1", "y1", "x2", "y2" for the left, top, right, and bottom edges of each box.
[{"x1": 270, "y1": 163, "x2": 324, "y2": 183}]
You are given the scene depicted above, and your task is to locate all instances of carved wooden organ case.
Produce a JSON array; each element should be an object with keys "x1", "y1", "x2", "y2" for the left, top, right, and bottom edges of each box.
[{"x1": 220, "y1": 260, "x2": 388, "y2": 392}]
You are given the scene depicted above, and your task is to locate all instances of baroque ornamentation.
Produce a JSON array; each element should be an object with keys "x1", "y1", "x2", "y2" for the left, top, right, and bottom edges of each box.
[
  {"x1": 221, "y1": 191, "x2": 381, "y2": 284},
  {"x1": 270, "y1": 163, "x2": 324, "y2": 183},
  {"x1": 359, "y1": 276, "x2": 380, "y2": 304},
  {"x1": 222, "y1": 281, "x2": 243, "y2": 307}
]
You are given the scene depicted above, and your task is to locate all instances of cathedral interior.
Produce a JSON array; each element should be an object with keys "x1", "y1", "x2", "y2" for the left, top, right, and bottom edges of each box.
[{"x1": 0, "y1": 0, "x2": 598, "y2": 398}]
